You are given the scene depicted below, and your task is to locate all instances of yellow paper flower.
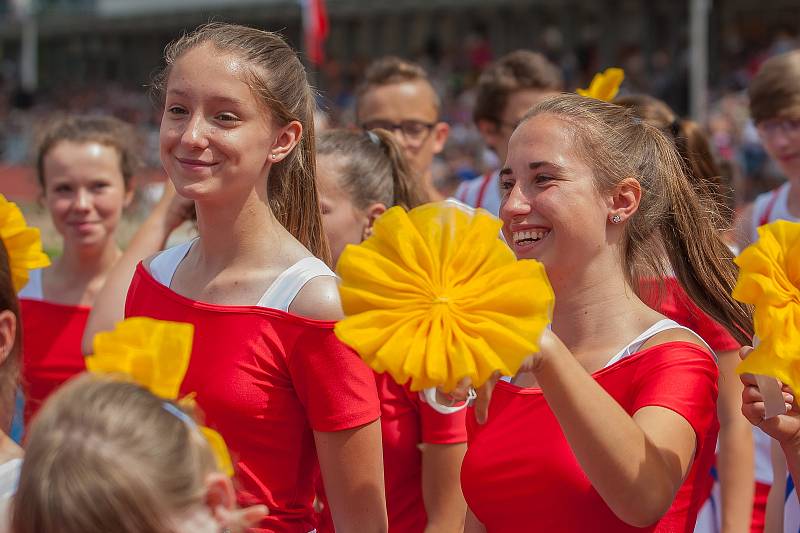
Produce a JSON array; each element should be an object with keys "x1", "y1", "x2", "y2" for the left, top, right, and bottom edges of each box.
[
  {"x1": 335, "y1": 201, "x2": 554, "y2": 392},
  {"x1": 576, "y1": 67, "x2": 625, "y2": 102},
  {"x1": 734, "y1": 221, "x2": 800, "y2": 391},
  {"x1": 0, "y1": 194, "x2": 50, "y2": 292},
  {"x1": 87, "y1": 317, "x2": 234, "y2": 477}
]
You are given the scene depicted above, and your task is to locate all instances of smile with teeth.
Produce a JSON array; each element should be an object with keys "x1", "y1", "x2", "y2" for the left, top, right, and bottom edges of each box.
[{"x1": 513, "y1": 229, "x2": 550, "y2": 245}]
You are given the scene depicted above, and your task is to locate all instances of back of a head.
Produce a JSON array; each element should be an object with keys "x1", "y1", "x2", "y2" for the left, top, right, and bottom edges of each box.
[
  {"x1": 153, "y1": 22, "x2": 330, "y2": 264},
  {"x1": 0, "y1": 241, "x2": 19, "y2": 432},
  {"x1": 35, "y1": 115, "x2": 141, "y2": 189},
  {"x1": 749, "y1": 50, "x2": 800, "y2": 123},
  {"x1": 614, "y1": 94, "x2": 732, "y2": 227},
  {"x1": 355, "y1": 56, "x2": 440, "y2": 113},
  {"x1": 12, "y1": 375, "x2": 216, "y2": 533},
  {"x1": 473, "y1": 50, "x2": 563, "y2": 125},
  {"x1": 317, "y1": 129, "x2": 429, "y2": 210},
  {"x1": 522, "y1": 94, "x2": 751, "y2": 345}
]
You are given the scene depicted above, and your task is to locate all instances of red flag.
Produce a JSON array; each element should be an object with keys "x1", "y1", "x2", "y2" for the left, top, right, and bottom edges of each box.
[{"x1": 301, "y1": 0, "x2": 329, "y2": 66}]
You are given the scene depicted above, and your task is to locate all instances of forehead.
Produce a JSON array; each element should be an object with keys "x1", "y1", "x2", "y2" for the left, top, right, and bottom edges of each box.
[
  {"x1": 357, "y1": 80, "x2": 439, "y2": 122},
  {"x1": 507, "y1": 114, "x2": 585, "y2": 169},
  {"x1": 166, "y1": 44, "x2": 257, "y2": 103},
  {"x1": 43, "y1": 141, "x2": 123, "y2": 180}
]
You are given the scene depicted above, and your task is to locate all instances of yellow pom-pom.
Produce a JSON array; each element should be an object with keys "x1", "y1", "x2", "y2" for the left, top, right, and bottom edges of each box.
[
  {"x1": 576, "y1": 67, "x2": 625, "y2": 102},
  {"x1": 0, "y1": 194, "x2": 50, "y2": 292},
  {"x1": 335, "y1": 201, "x2": 554, "y2": 392},
  {"x1": 734, "y1": 221, "x2": 800, "y2": 392}
]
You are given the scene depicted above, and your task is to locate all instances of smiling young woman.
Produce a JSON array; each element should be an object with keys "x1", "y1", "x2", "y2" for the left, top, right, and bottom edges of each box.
[
  {"x1": 459, "y1": 94, "x2": 752, "y2": 533},
  {"x1": 18, "y1": 116, "x2": 137, "y2": 424},
  {"x1": 123, "y1": 23, "x2": 387, "y2": 532}
]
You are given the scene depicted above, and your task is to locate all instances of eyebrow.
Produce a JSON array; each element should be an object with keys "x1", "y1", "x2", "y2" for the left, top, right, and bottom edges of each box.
[
  {"x1": 167, "y1": 89, "x2": 246, "y2": 106},
  {"x1": 499, "y1": 161, "x2": 563, "y2": 176}
]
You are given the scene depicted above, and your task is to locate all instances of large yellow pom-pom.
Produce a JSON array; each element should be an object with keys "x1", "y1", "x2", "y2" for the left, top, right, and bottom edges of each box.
[
  {"x1": 734, "y1": 220, "x2": 800, "y2": 392},
  {"x1": 0, "y1": 194, "x2": 50, "y2": 292},
  {"x1": 576, "y1": 67, "x2": 625, "y2": 102},
  {"x1": 335, "y1": 201, "x2": 554, "y2": 392}
]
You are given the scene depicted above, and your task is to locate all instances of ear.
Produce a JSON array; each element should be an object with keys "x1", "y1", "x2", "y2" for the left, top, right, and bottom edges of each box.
[
  {"x1": 476, "y1": 119, "x2": 501, "y2": 152},
  {"x1": 362, "y1": 203, "x2": 387, "y2": 240},
  {"x1": 606, "y1": 177, "x2": 641, "y2": 225},
  {"x1": 0, "y1": 310, "x2": 17, "y2": 367},
  {"x1": 204, "y1": 472, "x2": 237, "y2": 519},
  {"x1": 270, "y1": 120, "x2": 303, "y2": 163},
  {"x1": 430, "y1": 121, "x2": 450, "y2": 155}
]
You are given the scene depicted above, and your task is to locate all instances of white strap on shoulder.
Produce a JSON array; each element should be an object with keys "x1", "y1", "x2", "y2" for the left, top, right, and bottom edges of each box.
[
  {"x1": 149, "y1": 239, "x2": 195, "y2": 288},
  {"x1": 18, "y1": 268, "x2": 43, "y2": 300},
  {"x1": 604, "y1": 319, "x2": 712, "y2": 369},
  {"x1": 256, "y1": 257, "x2": 336, "y2": 312}
]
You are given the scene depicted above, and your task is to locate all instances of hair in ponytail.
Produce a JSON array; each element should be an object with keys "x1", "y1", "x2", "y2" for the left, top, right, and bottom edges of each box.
[
  {"x1": 614, "y1": 94, "x2": 732, "y2": 228},
  {"x1": 317, "y1": 128, "x2": 429, "y2": 210},
  {"x1": 522, "y1": 93, "x2": 752, "y2": 344},
  {"x1": 152, "y1": 22, "x2": 330, "y2": 264}
]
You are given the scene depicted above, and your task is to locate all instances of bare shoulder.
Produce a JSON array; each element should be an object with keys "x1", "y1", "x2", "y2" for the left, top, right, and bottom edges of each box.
[
  {"x1": 642, "y1": 327, "x2": 709, "y2": 352},
  {"x1": 289, "y1": 275, "x2": 344, "y2": 321}
]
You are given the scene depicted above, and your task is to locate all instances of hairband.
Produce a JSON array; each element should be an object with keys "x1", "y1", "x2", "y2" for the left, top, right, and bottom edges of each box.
[
  {"x1": 86, "y1": 317, "x2": 234, "y2": 477},
  {"x1": 366, "y1": 130, "x2": 381, "y2": 146},
  {"x1": 0, "y1": 194, "x2": 50, "y2": 292}
]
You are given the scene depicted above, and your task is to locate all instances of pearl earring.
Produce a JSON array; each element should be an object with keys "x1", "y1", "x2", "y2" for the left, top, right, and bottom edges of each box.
[{"x1": 271, "y1": 154, "x2": 277, "y2": 160}]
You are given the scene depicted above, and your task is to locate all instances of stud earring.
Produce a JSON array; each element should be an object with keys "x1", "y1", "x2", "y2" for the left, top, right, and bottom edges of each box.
[
  {"x1": 611, "y1": 214, "x2": 622, "y2": 224},
  {"x1": 271, "y1": 154, "x2": 277, "y2": 160}
]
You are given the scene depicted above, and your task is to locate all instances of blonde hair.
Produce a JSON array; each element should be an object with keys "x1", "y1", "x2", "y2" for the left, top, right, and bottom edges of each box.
[
  {"x1": 317, "y1": 128, "x2": 430, "y2": 210},
  {"x1": 522, "y1": 93, "x2": 753, "y2": 345},
  {"x1": 12, "y1": 375, "x2": 218, "y2": 533},
  {"x1": 153, "y1": 22, "x2": 331, "y2": 264},
  {"x1": 356, "y1": 56, "x2": 441, "y2": 114}
]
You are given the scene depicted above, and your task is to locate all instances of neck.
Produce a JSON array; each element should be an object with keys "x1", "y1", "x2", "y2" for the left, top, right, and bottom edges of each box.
[
  {"x1": 54, "y1": 238, "x2": 121, "y2": 284},
  {"x1": 421, "y1": 169, "x2": 445, "y2": 202},
  {"x1": 193, "y1": 187, "x2": 283, "y2": 272},
  {"x1": 549, "y1": 253, "x2": 655, "y2": 357},
  {"x1": 0, "y1": 432, "x2": 22, "y2": 464},
  {"x1": 787, "y1": 179, "x2": 800, "y2": 218}
]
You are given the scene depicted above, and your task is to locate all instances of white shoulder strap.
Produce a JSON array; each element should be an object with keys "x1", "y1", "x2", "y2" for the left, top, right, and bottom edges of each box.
[
  {"x1": 604, "y1": 319, "x2": 712, "y2": 369},
  {"x1": 149, "y1": 239, "x2": 195, "y2": 288},
  {"x1": 18, "y1": 268, "x2": 43, "y2": 300},
  {"x1": 257, "y1": 257, "x2": 336, "y2": 312}
]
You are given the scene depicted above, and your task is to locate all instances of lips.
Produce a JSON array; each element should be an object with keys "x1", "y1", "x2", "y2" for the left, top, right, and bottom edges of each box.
[{"x1": 176, "y1": 156, "x2": 218, "y2": 170}]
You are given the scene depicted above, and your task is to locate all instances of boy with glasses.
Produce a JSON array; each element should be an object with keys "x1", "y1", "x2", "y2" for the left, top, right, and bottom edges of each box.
[
  {"x1": 356, "y1": 57, "x2": 450, "y2": 200},
  {"x1": 735, "y1": 50, "x2": 800, "y2": 249},
  {"x1": 455, "y1": 50, "x2": 563, "y2": 216}
]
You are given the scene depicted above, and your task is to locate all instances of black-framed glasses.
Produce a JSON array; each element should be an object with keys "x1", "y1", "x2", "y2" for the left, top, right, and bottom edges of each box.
[{"x1": 361, "y1": 120, "x2": 436, "y2": 146}]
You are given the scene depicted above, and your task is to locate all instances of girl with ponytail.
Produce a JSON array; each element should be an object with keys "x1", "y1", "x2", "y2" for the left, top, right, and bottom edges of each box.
[
  {"x1": 123, "y1": 23, "x2": 387, "y2": 532},
  {"x1": 615, "y1": 94, "x2": 756, "y2": 533},
  {"x1": 315, "y1": 129, "x2": 467, "y2": 532},
  {"x1": 459, "y1": 93, "x2": 752, "y2": 532}
]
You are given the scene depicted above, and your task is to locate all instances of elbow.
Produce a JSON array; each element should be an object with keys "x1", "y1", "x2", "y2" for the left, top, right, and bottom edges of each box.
[{"x1": 611, "y1": 486, "x2": 676, "y2": 528}]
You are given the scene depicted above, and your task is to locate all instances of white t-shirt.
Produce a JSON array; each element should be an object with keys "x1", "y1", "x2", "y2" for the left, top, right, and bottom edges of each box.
[{"x1": 0, "y1": 458, "x2": 22, "y2": 532}]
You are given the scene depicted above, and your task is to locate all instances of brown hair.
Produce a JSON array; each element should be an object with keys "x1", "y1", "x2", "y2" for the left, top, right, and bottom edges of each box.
[
  {"x1": 614, "y1": 94, "x2": 733, "y2": 227},
  {"x1": 12, "y1": 375, "x2": 219, "y2": 533},
  {"x1": 749, "y1": 50, "x2": 800, "y2": 123},
  {"x1": 153, "y1": 23, "x2": 330, "y2": 264},
  {"x1": 35, "y1": 115, "x2": 141, "y2": 189},
  {"x1": 0, "y1": 240, "x2": 20, "y2": 432},
  {"x1": 473, "y1": 50, "x2": 563, "y2": 125},
  {"x1": 522, "y1": 94, "x2": 752, "y2": 345},
  {"x1": 317, "y1": 129, "x2": 430, "y2": 210},
  {"x1": 355, "y1": 56, "x2": 441, "y2": 114}
]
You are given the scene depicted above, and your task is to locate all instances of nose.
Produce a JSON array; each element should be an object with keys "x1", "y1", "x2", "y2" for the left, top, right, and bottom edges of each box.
[
  {"x1": 500, "y1": 182, "x2": 531, "y2": 223},
  {"x1": 73, "y1": 187, "x2": 92, "y2": 212},
  {"x1": 180, "y1": 113, "x2": 211, "y2": 150}
]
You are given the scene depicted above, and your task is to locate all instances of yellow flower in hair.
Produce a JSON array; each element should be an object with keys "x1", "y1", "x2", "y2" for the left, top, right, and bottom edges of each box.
[
  {"x1": 0, "y1": 194, "x2": 50, "y2": 292},
  {"x1": 577, "y1": 67, "x2": 625, "y2": 102},
  {"x1": 734, "y1": 221, "x2": 800, "y2": 392},
  {"x1": 87, "y1": 317, "x2": 235, "y2": 477},
  {"x1": 334, "y1": 201, "x2": 554, "y2": 392}
]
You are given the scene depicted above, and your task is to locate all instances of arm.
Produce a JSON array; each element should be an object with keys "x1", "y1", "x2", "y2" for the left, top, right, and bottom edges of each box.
[
  {"x1": 528, "y1": 329, "x2": 704, "y2": 527},
  {"x1": 81, "y1": 183, "x2": 193, "y2": 353},
  {"x1": 765, "y1": 440, "x2": 787, "y2": 533},
  {"x1": 421, "y1": 442, "x2": 467, "y2": 533},
  {"x1": 315, "y1": 422, "x2": 388, "y2": 533},
  {"x1": 464, "y1": 508, "x2": 486, "y2": 533},
  {"x1": 716, "y1": 349, "x2": 755, "y2": 533}
]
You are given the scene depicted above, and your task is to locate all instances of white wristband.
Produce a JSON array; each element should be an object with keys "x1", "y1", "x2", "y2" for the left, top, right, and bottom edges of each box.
[{"x1": 420, "y1": 387, "x2": 476, "y2": 415}]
